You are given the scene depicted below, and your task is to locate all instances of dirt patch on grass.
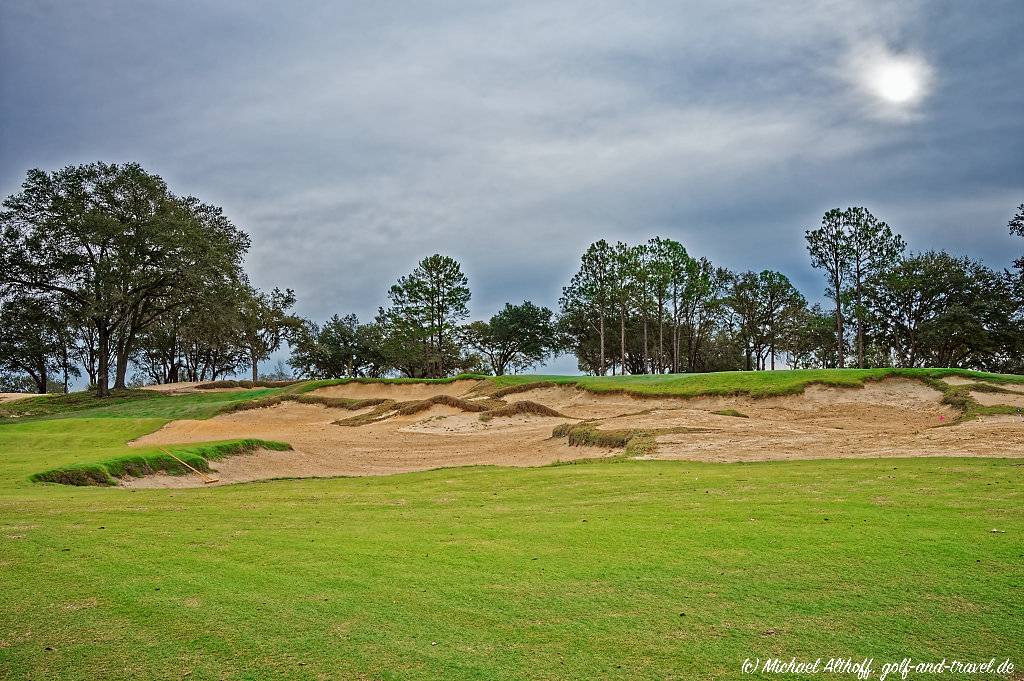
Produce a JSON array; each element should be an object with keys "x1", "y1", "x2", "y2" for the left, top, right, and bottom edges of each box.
[
  {"x1": 125, "y1": 376, "x2": 1024, "y2": 486},
  {"x1": 0, "y1": 393, "x2": 35, "y2": 404}
]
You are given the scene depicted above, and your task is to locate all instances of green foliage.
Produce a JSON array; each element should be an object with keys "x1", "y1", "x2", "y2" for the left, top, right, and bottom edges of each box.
[
  {"x1": 0, "y1": 293, "x2": 77, "y2": 394},
  {"x1": 288, "y1": 313, "x2": 389, "y2": 379},
  {"x1": 1009, "y1": 202, "x2": 1024, "y2": 270},
  {"x1": 463, "y1": 301, "x2": 558, "y2": 375},
  {"x1": 237, "y1": 286, "x2": 300, "y2": 382},
  {"x1": 0, "y1": 162, "x2": 251, "y2": 394},
  {"x1": 866, "y1": 251, "x2": 1016, "y2": 370},
  {"x1": 376, "y1": 254, "x2": 471, "y2": 378}
]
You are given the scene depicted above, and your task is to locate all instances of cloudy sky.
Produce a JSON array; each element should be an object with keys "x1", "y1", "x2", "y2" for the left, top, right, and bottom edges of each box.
[{"x1": 2, "y1": 1, "x2": 1022, "y2": 372}]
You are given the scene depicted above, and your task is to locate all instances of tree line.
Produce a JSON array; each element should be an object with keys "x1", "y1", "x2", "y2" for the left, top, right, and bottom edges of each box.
[{"x1": 1, "y1": 162, "x2": 1021, "y2": 393}]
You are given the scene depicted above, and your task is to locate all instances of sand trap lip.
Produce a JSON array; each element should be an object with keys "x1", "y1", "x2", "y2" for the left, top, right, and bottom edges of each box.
[{"x1": 121, "y1": 376, "x2": 1024, "y2": 488}]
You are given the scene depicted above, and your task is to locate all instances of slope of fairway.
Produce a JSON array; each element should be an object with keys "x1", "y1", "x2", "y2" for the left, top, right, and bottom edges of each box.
[{"x1": 1, "y1": 369, "x2": 1023, "y2": 678}]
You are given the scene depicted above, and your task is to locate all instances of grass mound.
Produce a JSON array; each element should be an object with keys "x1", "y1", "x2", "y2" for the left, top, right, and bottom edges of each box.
[
  {"x1": 395, "y1": 395, "x2": 491, "y2": 416},
  {"x1": 30, "y1": 439, "x2": 292, "y2": 486},
  {"x1": 482, "y1": 401, "x2": 566, "y2": 419},
  {"x1": 552, "y1": 422, "x2": 712, "y2": 461}
]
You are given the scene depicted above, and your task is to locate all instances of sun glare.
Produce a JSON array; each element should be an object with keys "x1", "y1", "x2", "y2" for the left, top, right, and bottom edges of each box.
[
  {"x1": 854, "y1": 48, "x2": 933, "y2": 110},
  {"x1": 872, "y1": 61, "x2": 922, "y2": 103}
]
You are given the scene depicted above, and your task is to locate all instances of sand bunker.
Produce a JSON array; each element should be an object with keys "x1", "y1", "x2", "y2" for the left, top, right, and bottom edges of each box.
[
  {"x1": 126, "y1": 377, "x2": 1024, "y2": 487},
  {"x1": 0, "y1": 393, "x2": 35, "y2": 404}
]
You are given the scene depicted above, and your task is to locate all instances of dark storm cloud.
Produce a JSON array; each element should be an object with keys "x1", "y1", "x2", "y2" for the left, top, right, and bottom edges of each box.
[{"x1": 2, "y1": 0, "x2": 1022, "y2": 371}]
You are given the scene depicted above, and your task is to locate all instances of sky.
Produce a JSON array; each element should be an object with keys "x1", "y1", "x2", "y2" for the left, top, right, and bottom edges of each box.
[{"x1": 2, "y1": 1, "x2": 1022, "y2": 374}]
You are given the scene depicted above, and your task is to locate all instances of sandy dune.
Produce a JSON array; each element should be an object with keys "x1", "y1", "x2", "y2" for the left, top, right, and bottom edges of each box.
[{"x1": 126, "y1": 377, "x2": 1024, "y2": 487}]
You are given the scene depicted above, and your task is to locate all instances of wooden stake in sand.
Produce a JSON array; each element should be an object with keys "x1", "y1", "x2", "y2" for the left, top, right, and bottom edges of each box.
[{"x1": 159, "y1": 448, "x2": 219, "y2": 484}]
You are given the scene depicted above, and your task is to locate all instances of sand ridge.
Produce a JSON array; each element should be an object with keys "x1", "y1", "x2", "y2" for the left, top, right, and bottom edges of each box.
[{"x1": 126, "y1": 377, "x2": 1024, "y2": 487}]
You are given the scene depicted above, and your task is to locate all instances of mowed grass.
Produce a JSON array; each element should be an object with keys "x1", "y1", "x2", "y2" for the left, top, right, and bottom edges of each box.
[
  {"x1": 490, "y1": 367, "x2": 1024, "y2": 397},
  {"x1": 1, "y1": 369, "x2": 1023, "y2": 679}
]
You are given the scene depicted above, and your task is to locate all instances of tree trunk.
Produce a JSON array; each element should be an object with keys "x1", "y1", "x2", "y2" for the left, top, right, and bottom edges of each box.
[
  {"x1": 657, "y1": 299, "x2": 664, "y2": 373},
  {"x1": 642, "y1": 320, "x2": 649, "y2": 375},
  {"x1": 833, "y1": 276, "x2": 845, "y2": 368},
  {"x1": 619, "y1": 309, "x2": 626, "y2": 375},
  {"x1": 96, "y1": 323, "x2": 110, "y2": 397},
  {"x1": 251, "y1": 350, "x2": 259, "y2": 382},
  {"x1": 856, "y1": 278, "x2": 864, "y2": 369},
  {"x1": 114, "y1": 340, "x2": 131, "y2": 390},
  {"x1": 599, "y1": 309, "x2": 606, "y2": 376}
]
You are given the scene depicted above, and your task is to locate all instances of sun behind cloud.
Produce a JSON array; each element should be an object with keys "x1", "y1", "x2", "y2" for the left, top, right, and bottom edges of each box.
[{"x1": 846, "y1": 42, "x2": 934, "y2": 117}]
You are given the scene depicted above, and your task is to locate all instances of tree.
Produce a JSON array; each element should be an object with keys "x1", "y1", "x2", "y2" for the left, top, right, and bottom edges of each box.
[
  {"x1": 0, "y1": 163, "x2": 250, "y2": 395},
  {"x1": 289, "y1": 314, "x2": 388, "y2": 379},
  {"x1": 609, "y1": 242, "x2": 640, "y2": 374},
  {"x1": 865, "y1": 251, "x2": 1009, "y2": 369},
  {"x1": 845, "y1": 207, "x2": 905, "y2": 368},
  {"x1": 1010, "y1": 203, "x2": 1024, "y2": 270},
  {"x1": 560, "y1": 241, "x2": 614, "y2": 375},
  {"x1": 237, "y1": 286, "x2": 298, "y2": 382},
  {"x1": 377, "y1": 254, "x2": 471, "y2": 378},
  {"x1": 759, "y1": 271, "x2": 807, "y2": 370},
  {"x1": 463, "y1": 301, "x2": 558, "y2": 375},
  {"x1": 806, "y1": 209, "x2": 853, "y2": 368},
  {"x1": 786, "y1": 304, "x2": 840, "y2": 369},
  {"x1": 0, "y1": 294, "x2": 76, "y2": 393},
  {"x1": 645, "y1": 237, "x2": 684, "y2": 373},
  {"x1": 677, "y1": 259, "x2": 729, "y2": 372}
]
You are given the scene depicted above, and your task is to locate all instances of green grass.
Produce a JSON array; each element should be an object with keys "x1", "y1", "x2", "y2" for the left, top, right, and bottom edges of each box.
[
  {"x1": 490, "y1": 367, "x2": 1024, "y2": 398},
  {"x1": 0, "y1": 388, "x2": 282, "y2": 421},
  {"x1": 1, "y1": 369, "x2": 1022, "y2": 678}
]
